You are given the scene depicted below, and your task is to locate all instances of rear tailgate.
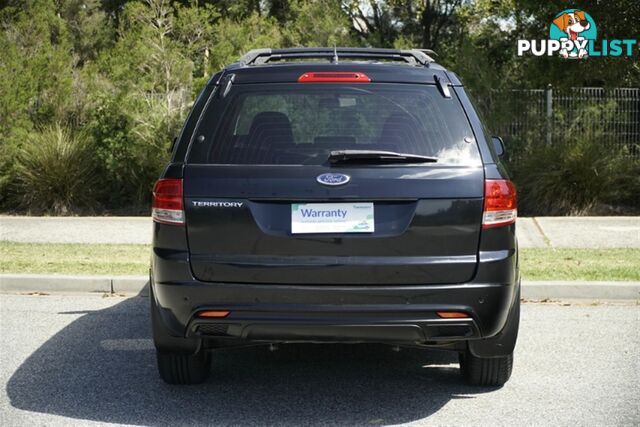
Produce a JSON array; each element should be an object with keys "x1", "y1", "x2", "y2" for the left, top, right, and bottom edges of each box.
[{"x1": 184, "y1": 165, "x2": 483, "y2": 285}]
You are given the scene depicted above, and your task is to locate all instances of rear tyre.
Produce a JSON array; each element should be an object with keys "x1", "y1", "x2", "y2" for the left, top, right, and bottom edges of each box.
[
  {"x1": 156, "y1": 349, "x2": 211, "y2": 385},
  {"x1": 459, "y1": 351, "x2": 513, "y2": 386}
]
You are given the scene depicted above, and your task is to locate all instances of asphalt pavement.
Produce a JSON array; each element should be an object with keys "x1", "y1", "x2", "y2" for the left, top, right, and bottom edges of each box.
[
  {"x1": 0, "y1": 293, "x2": 638, "y2": 426},
  {"x1": 1, "y1": 215, "x2": 640, "y2": 248}
]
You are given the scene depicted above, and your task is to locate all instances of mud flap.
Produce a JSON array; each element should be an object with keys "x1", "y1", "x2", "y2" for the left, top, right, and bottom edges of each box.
[
  {"x1": 150, "y1": 278, "x2": 201, "y2": 354},
  {"x1": 468, "y1": 283, "x2": 520, "y2": 358}
]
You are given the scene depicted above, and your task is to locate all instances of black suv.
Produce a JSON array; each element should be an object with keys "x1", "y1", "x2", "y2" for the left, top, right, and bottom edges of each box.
[{"x1": 150, "y1": 48, "x2": 519, "y2": 386}]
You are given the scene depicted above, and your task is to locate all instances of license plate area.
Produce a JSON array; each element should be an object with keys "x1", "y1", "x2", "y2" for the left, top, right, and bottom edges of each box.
[{"x1": 291, "y1": 202, "x2": 375, "y2": 234}]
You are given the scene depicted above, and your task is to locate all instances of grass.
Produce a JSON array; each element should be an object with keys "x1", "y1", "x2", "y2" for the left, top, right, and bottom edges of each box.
[
  {"x1": 0, "y1": 241, "x2": 638, "y2": 281},
  {"x1": 0, "y1": 242, "x2": 150, "y2": 276},
  {"x1": 519, "y1": 248, "x2": 640, "y2": 281}
]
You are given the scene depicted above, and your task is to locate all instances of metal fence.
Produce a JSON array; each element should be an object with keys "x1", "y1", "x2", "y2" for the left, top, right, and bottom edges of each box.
[{"x1": 482, "y1": 87, "x2": 640, "y2": 160}]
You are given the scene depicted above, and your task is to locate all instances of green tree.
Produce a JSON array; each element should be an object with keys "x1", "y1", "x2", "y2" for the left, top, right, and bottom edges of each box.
[
  {"x1": 0, "y1": 0, "x2": 77, "y2": 205},
  {"x1": 0, "y1": 0, "x2": 637, "y2": 214},
  {"x1": 281, "y1": 0, "x2": 355, "y2": 47},
  {"x1": 89, "y1": 0, "x2": 195, "y2": 207},
  {"x1": 174, "y1": 1, "x2": 219, "y2": 82},
  {"x1": 209, "y1": 12, "x2": 284, "y2": 70},
  {"x1": 342, "y1": 0, "x2": 467, "y2": 50},
  {"x1": 58, "y1": 0, "x2": 115, "y2": 65}
]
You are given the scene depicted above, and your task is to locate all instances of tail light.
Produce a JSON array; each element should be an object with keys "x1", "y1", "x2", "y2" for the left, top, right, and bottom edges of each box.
[
  {"x1": 152, "y1": 178, "x2": 184, "y2": 225},
  {"x1": 298, "y1": 72, "x2": 371, "y2": 83},
  {"x1": 482, "y1": 179, "x2": 517, "y2": 229}
]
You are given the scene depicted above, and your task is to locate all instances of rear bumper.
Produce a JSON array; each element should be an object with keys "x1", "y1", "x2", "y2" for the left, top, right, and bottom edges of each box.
[
  {"x1": 151, "y1": 222, "x2": 519, "y2": 349},
  {"x1": 152, "y1": 263, "x2": 518, "y2": 349}
]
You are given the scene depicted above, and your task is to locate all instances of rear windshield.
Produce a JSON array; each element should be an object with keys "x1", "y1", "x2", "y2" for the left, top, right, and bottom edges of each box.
[{"x1": 188, "y1": 83, "x2": 481, "y2": 165}]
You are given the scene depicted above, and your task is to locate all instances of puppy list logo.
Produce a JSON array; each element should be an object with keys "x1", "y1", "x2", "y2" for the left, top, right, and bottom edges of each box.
[{"x1": 517, "y1": 9, "x2": 637, "y2": 59}]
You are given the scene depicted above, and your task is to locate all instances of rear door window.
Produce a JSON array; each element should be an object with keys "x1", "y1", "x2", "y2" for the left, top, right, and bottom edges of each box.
[{"x1": 188, "y1": 83, "x2": 481, "y2": 165}]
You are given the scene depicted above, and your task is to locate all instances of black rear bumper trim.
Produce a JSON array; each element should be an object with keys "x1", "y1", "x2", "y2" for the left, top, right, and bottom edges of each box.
[{"x1": 189, "y1": 317, "x2": 479, "y2": 344}]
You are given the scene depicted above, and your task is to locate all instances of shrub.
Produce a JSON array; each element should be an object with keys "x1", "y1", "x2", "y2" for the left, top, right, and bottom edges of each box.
[
  {"x1": 0, "y1": 128, "x2": 26, "y2": 210},
  {"x1": 14, "y1": 124, "x2": 98, "y2": 214},
  {"x1": 87, "y1": 94, "x2": 179, "y2": 212},
  {"x1": 510, "y1": 105, "x2": 640, "y2": 216}
]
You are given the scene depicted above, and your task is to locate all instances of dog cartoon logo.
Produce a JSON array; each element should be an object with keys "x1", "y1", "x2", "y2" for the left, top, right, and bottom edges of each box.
[
  {"x1": 549, "y1": 9, "x2": 597, "y2": 59},
  {"x1": 518, "y1": 10, "x2": 635, "y2": 58}
]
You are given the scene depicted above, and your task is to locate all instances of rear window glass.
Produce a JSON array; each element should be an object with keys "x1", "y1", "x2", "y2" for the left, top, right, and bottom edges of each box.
[{"x1": 189, "y1": 83, "x2": 481, "y2": 165}]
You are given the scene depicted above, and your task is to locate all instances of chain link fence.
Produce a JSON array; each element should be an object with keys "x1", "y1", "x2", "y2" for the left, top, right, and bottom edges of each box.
[{"x1": 480, "y1": 87, "x2": 640, "y2": 160}]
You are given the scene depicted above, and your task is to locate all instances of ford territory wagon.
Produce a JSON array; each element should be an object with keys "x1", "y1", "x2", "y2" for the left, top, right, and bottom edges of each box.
[{"x1": 150, "y1": 47, "x2": 520, "y2": 386}]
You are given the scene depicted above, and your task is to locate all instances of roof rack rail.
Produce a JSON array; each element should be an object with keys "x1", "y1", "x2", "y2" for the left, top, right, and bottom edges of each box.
[{"x1": 236, "y1": 47, "x2": 435, "y2": 67}]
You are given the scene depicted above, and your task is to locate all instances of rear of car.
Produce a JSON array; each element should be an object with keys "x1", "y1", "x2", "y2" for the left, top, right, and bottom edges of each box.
[{"x1": 150, "y1": 48, "x2": 520, "y2": 387}]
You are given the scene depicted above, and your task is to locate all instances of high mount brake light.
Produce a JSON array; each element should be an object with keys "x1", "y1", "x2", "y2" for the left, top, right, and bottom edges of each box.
[
  {"x1": 483, "y1": 179, "x2": 517, "y2": 229},
  {"x1": 152, "y1": 178, "x2": 184, "y2": 225},
  {"x1": 298, "y1": 72, "x2": 371, "y2": 83}
]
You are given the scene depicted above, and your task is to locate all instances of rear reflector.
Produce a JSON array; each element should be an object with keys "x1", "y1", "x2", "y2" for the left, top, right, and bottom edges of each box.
[
  {"x1": 152, "y1": 178, "x2": 184, "y2": 225},
  {"x1": 197, "y1": 310, "x2": 230, "y2": 318},
  {"x1": 436, "y1": 311, "x2": 470, "y2": 319},
  {"x1": 298, "y1": 72, "x2": 371, "y2": 83},
  {"x1": 482, "y1": 179, "x2": 517, "y2": 229}
]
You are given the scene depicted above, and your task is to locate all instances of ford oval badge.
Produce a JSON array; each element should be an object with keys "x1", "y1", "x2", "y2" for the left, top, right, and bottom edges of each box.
[{"x1": 316, "y1": 173, "x2": 350, "y2": 186}]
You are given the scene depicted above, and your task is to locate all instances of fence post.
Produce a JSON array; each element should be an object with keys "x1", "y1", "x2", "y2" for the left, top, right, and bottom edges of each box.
[{"x1": 545, "y1": 84, "x2": 553, "y2": 145}]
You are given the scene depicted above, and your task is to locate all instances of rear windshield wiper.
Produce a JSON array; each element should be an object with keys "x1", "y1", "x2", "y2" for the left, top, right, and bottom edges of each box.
[{"x1": 328, "y1": 150, "x2": 438, "y2": 165}]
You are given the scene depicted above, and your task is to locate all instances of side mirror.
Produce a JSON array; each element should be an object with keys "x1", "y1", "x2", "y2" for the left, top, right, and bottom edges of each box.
[{"x1": 492, "y1": 136, "x2": 505, "y2": 157}]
